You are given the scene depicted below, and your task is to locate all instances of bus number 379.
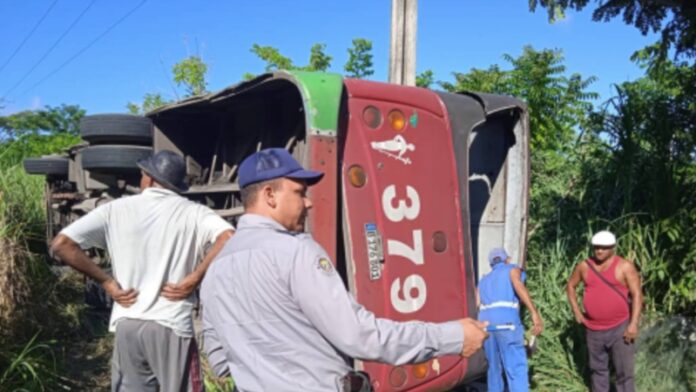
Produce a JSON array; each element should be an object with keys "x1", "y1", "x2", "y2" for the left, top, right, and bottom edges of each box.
[{"x1": 382, "y1": 184, "x2": 427, "y2": 314}]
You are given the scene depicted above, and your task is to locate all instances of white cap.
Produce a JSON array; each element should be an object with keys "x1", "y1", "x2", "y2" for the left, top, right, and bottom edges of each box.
[{"x1": 591, "y1": 230, "x2": 616, "y2": 246}]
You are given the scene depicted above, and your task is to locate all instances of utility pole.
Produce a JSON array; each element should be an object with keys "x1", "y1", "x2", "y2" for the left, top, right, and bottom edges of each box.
[{"x1": 389, "y1": 0, "x2": 417, "y2": 86}]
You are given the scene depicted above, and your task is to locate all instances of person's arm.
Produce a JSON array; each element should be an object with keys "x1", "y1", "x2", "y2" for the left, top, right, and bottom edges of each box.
[
  {"x1": 622, "y1": 260, "x2": 643, "y2": 343},
  {"x1": 202, "y1": 309, "x2": 231, "y2": 377},
  {"x1": 510, "y1": 268, "x2": 543, "y2": 335},
  {"x1": 161, "y1": 229, "x2": 234, "y2": 301},
  {"x1": 51, "y1": 234, "x2": 138, "y2": 307},
  {"x1": 290, "y1": 239, "x2": 487, "y2": 365},
  {"x1": 566, "y1": 262, "x2": 586, "y2": 324}
]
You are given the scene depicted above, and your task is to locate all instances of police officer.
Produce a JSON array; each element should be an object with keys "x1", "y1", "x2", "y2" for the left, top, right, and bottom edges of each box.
[
  {"x1": 201, "y1": 148, "x2": 489, "y2": 392},
  {"x1": 478, "y1": 248, "x2": 543, "y2": 392}
]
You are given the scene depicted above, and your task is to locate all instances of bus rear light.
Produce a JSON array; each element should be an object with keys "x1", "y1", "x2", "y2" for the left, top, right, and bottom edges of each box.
[
  {"x1": 412, "y1": 363, "x2": 429, "y2": 379},
  {"x1": 348, "y1": 165, "x2": 367, "y2": 188},
  {"x1": 363, "y1": 106, "x2": 382, "y2": 129},
  {"x1": 389, "y1": 366, "x2": 408, "y2": 388},
  {"x1": 388, "y1": 110, "x2": 406, "y2": 132},
  {"x1": 433, "y1": 231, "x2": 447, "y2": 253}
]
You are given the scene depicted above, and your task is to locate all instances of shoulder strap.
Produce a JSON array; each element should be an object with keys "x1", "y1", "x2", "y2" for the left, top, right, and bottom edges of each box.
[{"x1": 584, "y1": 258, "x2": 630, "y2": 307}]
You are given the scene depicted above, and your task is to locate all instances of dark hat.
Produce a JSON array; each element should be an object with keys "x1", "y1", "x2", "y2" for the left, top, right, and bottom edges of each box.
[
  {"x1": 238, "y1": 148, "x2": 324, "y2": 188},
  {"x1": 136, "y1": 150, "x2": 189, "y2": 193},
  {"x1": 488, "y1": 247, "x2": 509, "y2": 266}
]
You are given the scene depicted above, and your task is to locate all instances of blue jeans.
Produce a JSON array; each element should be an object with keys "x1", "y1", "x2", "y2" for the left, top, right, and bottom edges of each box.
[{"x1": 484, "y1": 326, "x2": 528, "y2": 392}]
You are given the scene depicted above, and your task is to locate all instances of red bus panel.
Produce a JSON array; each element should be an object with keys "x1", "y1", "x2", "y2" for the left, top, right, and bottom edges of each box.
[{"x1": 341, "y1": 79, "x2": 474, "y2": 391}]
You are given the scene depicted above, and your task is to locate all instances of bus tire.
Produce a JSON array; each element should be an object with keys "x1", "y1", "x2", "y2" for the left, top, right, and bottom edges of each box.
[
  {"x1": 80, "y1": 145, "x2": 152, "y2": 173},
  {"x1": 80, "y1": 114, "x2": 152, "y2": 145},
  {"x1": 23, "y1": 156, "x2": 69, "y2": 176}
]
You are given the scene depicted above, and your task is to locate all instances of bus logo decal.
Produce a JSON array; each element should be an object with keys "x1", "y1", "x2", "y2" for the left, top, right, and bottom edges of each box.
[{"x1": 370, "y1": 135, "x2": 415, "y2": 165}]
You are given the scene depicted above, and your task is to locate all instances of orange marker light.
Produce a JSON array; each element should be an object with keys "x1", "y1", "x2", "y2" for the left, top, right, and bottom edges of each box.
[
  {"x1": 363, "y1": 106, "x2": 382, "y2": 129},
  {"x1": 388, "y1": 110, "x2": 406, "y2": 132},
  {"x1": 412, "y1": 363, "x2": 429, "y2": 379},
  {"x1": 348, "y1": 165, "x2": 366, "y2": 188}
]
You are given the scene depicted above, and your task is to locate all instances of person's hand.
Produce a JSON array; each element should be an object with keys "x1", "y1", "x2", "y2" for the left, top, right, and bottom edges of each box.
[
  {"x1": 573, "y1": 310, "x2": 586, "y2": 325},
  {"x1": 103, "y1": 278, "x2": 138, "y2": 307},
  {"x1": 623, "y1": 323, "x2": 638, "y2": 343},
  {"x1": 531, "y1": 312, "x2": 544, "y2": 336},
  {"x1": 459, "y1": 318, "x2": 489, "y2": 357},
  {"x1": 161, "y1": 272, "x2": 201, "y2": 301}
]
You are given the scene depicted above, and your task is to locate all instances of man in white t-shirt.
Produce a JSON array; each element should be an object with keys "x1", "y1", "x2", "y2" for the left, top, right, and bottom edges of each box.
[{"x1": 51, "y1": 150, "x2": 234, "y2": 392}]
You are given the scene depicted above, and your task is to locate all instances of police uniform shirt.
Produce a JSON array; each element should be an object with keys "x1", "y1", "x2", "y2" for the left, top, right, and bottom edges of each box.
[{"x1": 201, "y1": 214, "x2": 463, "y2": 392}]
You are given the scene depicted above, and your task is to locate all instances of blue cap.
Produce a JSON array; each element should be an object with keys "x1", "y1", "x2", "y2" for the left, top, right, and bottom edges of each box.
[
  {"x1": 488, "y1": 248, "x2": 509, "y2": 266},
  {"x1": 238, "y1": 148, "x2": 324, "y2": 188}
]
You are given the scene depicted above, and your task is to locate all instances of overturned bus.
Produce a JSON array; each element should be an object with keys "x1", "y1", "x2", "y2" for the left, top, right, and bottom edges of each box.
[{"x1": 24, "y1": 71, "x2": 529, "y2": 391}]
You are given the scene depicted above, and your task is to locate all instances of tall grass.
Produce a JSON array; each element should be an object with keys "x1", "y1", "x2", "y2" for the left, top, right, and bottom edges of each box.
[
  {"x1": 202, "y1": 359, "x2": 236, "y2": 392},
  {"x1": 0, "y1": 134, "x2": 81, "y2": 391},
  {"x1": 526, "y1": 239, "x2": 587, "y2": 391},
  {"x1": 0, "y1": 165, "x2": 64, "y2": 392},
  {"x1": 0, "y1": 164, "x2": 43, "y2": 331},
  {"x1": 635, "y1": 317, "x2": 696, "y2": 391}
]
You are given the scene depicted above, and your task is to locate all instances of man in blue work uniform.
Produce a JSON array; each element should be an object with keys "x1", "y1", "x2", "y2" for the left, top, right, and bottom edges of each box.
[
  {"x1": 201, "y1": 148, "x2": 490, "y2": 392},
  {"x1": 478, "y1": 248, "x2": 543, "y2": 392}
]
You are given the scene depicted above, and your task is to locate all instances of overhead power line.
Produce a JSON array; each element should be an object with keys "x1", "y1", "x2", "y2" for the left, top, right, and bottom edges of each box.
[
  {"x1": 2, "y1": 0, "x2": 97, "y2": 99},
  {"x1": 16, "y1": 0, "x2": 148, "y2": 99},
  {"x1": 0, "y1": 0, "x2": 59, "y2": 75}
]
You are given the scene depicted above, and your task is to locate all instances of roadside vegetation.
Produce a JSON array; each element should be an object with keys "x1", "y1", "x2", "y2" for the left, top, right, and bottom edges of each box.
[{"x1": 1, "y1": 2, "x2": 694, "y2": 390}]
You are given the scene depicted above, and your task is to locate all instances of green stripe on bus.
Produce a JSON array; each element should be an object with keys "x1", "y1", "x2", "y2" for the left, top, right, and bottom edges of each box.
[{"x1": 286, "y1": 71, "x2": 343, "y2": 136}]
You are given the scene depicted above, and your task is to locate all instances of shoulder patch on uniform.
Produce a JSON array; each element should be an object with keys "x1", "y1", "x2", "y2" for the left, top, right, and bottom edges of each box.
[{"x1": 315, "y1": 255, "x2": 335, "y2": 276}]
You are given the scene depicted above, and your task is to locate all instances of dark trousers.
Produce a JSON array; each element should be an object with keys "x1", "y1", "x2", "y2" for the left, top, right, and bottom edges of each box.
[{"x1": 586, "y1": 321, "x2": 635, "y2": 392}]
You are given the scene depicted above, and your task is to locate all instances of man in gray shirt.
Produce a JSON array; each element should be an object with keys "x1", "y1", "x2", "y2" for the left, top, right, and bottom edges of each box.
[{"x1": 201, "y1": 148, "x2": 488, "y2": 391}]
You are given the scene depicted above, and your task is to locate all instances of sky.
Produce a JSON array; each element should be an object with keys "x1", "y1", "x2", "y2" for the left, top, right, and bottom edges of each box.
[{"x1": 0, "y1": 0, "x2": 658, "y2": 116}]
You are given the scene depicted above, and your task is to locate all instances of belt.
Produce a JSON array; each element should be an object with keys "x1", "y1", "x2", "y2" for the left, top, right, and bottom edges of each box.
[{"x1": 480, "y1": 301, "x2": 519, "y2": 310}]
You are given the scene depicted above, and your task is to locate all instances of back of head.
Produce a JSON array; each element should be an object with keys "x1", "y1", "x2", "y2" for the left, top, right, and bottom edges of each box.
[
  {"x1": 488, "y1": 247, "x2": 509, "y2": 266},
  {"x1": 137, "y1": 150, "x2": 188, "y2": 193}
]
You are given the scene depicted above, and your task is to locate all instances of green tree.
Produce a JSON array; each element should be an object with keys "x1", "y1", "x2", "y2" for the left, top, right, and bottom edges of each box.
[
  {"x1": 582, "y1": 58, "x2": 695, "y2": 218},
  {"x1": 250, "y1": 44, "x2": 295, "y2": 71},
  {"x1": 172, "y1": 55, "x2": 208, "y2": 96},
  {"x1": 249, "y1": 42, "x2": 333, "y2": 74},
  {"x1": 127, "y1": 54, "x2": 209, "y2": 114},
  {"x1": 439, "y1": 65, "x2": 510, "y2": 94},
  {"x1": 127, "y1": 93, "x2": 170, "y2": 115},
  {"x1": 529, "y1": 0, "x2": 696, "y2": 60},
  {"x1": 307, "y1": 43, "x2": 332, "y2": 72},
  {"x1": 249, "y1": 39, "x2": 374, "y2": 79},
  {"x1": 0, "y1": 104, "x2": 85, "y2": 139},
  {"x1": 416, "y1": 70, "x2": 435, "y2": 88},
  {"x1": 441, "y1": 46, "x2": 598, "y2": 152},
  {"x1": 344, "y1": 38, "x2": 374, "y2": 79},
  {"x1": 0, "y1": 104, "x2": 83, "y2": 167}
]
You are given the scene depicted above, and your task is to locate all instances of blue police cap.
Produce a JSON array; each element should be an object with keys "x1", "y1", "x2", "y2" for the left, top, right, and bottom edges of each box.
[
  {"x1": 488, "y1": 247, "x2": 510, "y2": 266},
  {"x1": 238, "y1": 148, "x2": 324, "y2": 188}
]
